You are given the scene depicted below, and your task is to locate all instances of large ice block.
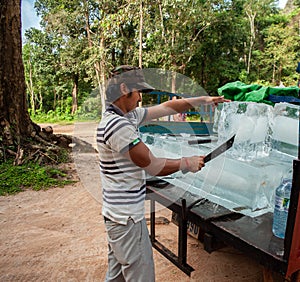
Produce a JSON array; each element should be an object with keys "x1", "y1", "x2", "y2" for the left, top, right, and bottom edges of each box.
[
  {"x1": 142, "y1": 133, "x2": 292, "y2": 216},
  {"x1": 186, "y1": 151, "x2": 292, "y2": 212},
  {"x1": 214, "y1": 102, "x2": 273, "y2": 161},
  {"x1": 141, "y1": 101, "x2": 297, "y2": 217},
  {"x1": 271, "y1": 103, "x2": 299, "y2": 156}
]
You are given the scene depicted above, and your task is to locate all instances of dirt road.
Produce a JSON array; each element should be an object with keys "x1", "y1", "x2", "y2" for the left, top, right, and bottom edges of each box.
[{"x1": 0, "y1": 122, "x2": 265, "y2": 281}]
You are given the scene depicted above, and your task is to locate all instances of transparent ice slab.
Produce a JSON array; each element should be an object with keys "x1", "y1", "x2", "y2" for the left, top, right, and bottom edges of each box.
[
  {"x1": 142, "y1": 132, "x2": 294, "y2": 217},
  {"x1": 214, "y1": 101, "x2": 299, "y2": 159},
  {"x1": 141, "y1": 102, "x2": 298, "y2": 217},
  {"x1": 271, "y1": 103, "x2": 299, "y2": 157},
  {"x1": 214, "y1": 102, "x2": 273, "y2": 161}
]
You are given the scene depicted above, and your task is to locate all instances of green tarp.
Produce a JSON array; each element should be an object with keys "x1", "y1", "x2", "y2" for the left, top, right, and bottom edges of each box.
[{"x1": 217, "y1": 81, "x2": 299, "y2": 105}]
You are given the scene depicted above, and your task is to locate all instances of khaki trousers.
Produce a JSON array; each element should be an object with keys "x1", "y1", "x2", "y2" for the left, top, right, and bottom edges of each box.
[{"x1": 104, "y1": 218, "x2": 155, "y2": 282}]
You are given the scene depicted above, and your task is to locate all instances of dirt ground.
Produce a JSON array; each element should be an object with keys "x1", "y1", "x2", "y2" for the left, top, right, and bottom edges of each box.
[{"x1": 0, "y1": 122, "x2": 270, "y2": 281}]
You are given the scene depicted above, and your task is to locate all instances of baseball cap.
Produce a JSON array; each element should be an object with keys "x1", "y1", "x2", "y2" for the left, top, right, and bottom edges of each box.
[{"x1": 107, "y1": 65, "x2": 155, "y2": 96}]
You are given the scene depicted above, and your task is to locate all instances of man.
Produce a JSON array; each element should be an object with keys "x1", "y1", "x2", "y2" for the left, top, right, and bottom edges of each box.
[{"x1": 97, "y1": 65, "x2": 229, "y2": 282}]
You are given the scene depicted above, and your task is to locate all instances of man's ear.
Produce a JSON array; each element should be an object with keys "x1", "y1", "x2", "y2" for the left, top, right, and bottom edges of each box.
[{"x1": 120, "y1": 83, "x2": 130, "y2": 95}]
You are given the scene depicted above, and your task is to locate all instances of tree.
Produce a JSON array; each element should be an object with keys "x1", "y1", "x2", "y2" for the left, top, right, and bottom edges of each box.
[
  {"x1": 33, "y1": 0, "x2": 114, "y2": 116},
  {"x1": 243, "y1": 0, "x2": 277, "y2": 75},
  {"x1": 258, "y1": 12, "x2": 300, "y2": 85},
  {"x1": 0, "y1": 0, "x2": 36, "y2": 148},
  {"x1": 21, "y1": 0, "x2": 299, "y2": 115},
  {"x1": 188, "y1": 0, "x2": 247, "y2": 92},
  {"x1": 0, "y1": 0, "x2": 82, "y2": 164}
]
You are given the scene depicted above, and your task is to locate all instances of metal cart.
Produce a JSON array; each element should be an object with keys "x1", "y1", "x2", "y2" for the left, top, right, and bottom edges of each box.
[{"x1": 146, "y1": 134, "x2": 300, "y2": 281}]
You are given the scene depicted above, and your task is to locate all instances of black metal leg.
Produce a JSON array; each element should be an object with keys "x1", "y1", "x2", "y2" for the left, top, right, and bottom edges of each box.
[
  {"x1": 178, "y1": 199, "x2": 188, "y2": 265},
  {"x1": 147, "y1": 195, "x2": 194, "y2": 276},
  {"x1": 150, "y1": 199, "x2": 156, "y2": 242}
]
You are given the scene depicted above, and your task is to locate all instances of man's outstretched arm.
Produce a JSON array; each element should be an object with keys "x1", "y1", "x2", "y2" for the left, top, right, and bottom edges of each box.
[{"x1": 145, "y1": 96, "x2": 230, "y2": 121}]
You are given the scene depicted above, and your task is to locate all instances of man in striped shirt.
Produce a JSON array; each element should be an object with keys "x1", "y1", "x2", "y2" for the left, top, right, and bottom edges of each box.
[{"x1": 97, "y1": 65, "x2": 229, "y2": 282}]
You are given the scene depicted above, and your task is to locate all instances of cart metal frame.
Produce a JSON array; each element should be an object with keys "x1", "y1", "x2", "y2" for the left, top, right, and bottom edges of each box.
[{"x1": 146, "y1": 158, "x2": 300, "y2": 280}]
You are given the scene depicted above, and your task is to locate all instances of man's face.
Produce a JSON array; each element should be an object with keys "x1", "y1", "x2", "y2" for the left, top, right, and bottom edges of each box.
[{"x1": 126, "y1": 88, "x2": 142, "y2": 111}]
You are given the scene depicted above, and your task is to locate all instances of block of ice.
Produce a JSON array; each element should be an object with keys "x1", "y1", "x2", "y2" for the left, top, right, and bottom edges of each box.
[
  {"x1": 272, "y1": 116, "x2": 298, "y2": 145},
  {"x1": 270, "y1": 103, "x2": 299, "y2": 156},
  {"x1": 215, "y1": 102, "x2": 273, "y2": 161},
  {"x1": 142, "y1": 132, "x2": 292, "y2": 214},
  {"x1": 141, "y1": 101, "x2": 297, "y2": 217}
]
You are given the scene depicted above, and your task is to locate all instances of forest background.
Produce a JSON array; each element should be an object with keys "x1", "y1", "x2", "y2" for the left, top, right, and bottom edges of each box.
[{"x1": 22, "y1": 0, "x2": 300, "y2": 123}]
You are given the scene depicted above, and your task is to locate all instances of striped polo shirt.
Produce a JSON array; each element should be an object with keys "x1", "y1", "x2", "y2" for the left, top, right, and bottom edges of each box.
[{"x1": 97, "y1": 104, "x2": 148, "y2": 224}]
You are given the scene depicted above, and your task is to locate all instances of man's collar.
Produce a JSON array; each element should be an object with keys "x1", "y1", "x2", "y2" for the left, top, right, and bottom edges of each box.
[{"x1": 106, "y1": 104, "x2": 124, "y2": 116}]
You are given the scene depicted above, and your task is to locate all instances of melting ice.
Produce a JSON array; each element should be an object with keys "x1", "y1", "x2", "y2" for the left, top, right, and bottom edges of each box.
[{"x1": 142, "y1": 102, "x2": 298, "y2": 217}]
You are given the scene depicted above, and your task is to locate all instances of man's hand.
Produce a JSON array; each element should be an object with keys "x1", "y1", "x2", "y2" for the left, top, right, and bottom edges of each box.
[
  {"x1": 180, "y1": 156, "x2": 205, "y2": 173},
  {"x1": 201, "y1": 95, "x2": 231, "y2": 108}
]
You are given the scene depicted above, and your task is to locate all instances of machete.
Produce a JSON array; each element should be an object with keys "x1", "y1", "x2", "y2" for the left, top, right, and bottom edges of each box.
[{"x1": 203, "y1": 134, "x2": 236, "y2": 163}]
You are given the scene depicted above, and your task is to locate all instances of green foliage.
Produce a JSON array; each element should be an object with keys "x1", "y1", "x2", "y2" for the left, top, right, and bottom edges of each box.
[
  {"x1": 31, "y1": 108, "x2": 74, "y2": 123},
  {"x1": 0, "y1": 160, "x2": 75, "y2": 195},
  {"x1": 22, "y1": 0, "x2": 300, "y2": 117}
]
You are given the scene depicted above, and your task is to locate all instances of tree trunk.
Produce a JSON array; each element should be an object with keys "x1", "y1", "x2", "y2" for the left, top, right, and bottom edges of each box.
[
  {"x1": 139, "y1": 0, "x2": 143, "y2": 68},
  {"x1": 245, "y1": 9, "x2": 256, "y2": 75},
  {"x1": 26, "y1": 57, "x2": 35, "y2": 115},
  {"x1": 71, "y1": 74, "x2": 78, "y2": 115},
  {"x1": 0, "y1": 0, "x2": 35, "y2": 144},
  {"x1": 0, "y1": 0, "x2": 86, "y2": 164},
  {"x1": 83, "y1": 0, "x2": 105, "y2": 114}
]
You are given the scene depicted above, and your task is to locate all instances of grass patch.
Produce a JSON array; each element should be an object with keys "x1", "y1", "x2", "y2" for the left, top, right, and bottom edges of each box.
[{"x1": 0, "y1": 160, "x2": 75, "y2": 196}]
